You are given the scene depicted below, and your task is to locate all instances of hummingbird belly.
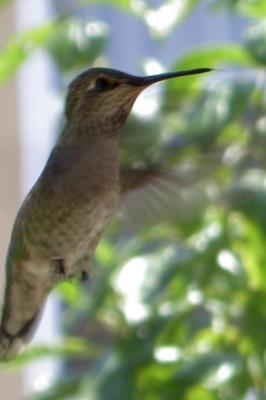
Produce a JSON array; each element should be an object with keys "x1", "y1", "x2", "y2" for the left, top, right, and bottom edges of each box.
[
  {"x1": 9, "y1": 134, "x2": 120, "y2": 276},
  {"x1": 59, "y1": 190, "x2": 118, "y2": 270},
  {"x1": 12, "y1": 161, "x2": 119, "y2": 275},
  {"x1": 30, "y1": 189, "x2": 118, "y2": 261}
]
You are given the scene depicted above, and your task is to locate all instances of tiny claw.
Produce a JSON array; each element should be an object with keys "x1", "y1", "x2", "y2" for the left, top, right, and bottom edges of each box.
[
  {"x1": 51, "y1": 258, "x2": 65, "y2": 277},
  {"x1": 81, "y1": 271, "x2": 89, "y2": 281}
]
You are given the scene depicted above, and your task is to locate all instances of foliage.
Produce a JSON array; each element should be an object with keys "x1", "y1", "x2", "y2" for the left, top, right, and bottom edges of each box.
[
  {"x1": 1, "y1": 0, "x2": 266, "y2": 399},
  {"x1": 0, "y1": 23, "x2": 56, "y2": 82}
]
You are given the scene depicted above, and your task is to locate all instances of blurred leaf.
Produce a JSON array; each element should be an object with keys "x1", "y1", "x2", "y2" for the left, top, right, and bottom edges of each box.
[
  {"x1": 229, "y1": 213, "x2": 266, "y2": 288},
  {"x1": 1, "y1": 338, "x2": 100, "y2": 369},
  {"x1": 96, "y1": 238, "x2": 119, "y2": 266},
  {"x1": 238, "y1": 0, "x2": 266, "y2": 18},
  {"x1": 0, "y1": 18, "x2": 108, "y2": 81},
  {"x1": 183, "y1": 73, "x2": 256, "y2": 140},
  {"x1": 46, "y1": 19, "x2": 108, "y2": 73},
  {"x1": 228, "y1": 185, "x2": 266, "y2": 236},
  {"x1": 244, "y1": 21, "x2": 266, "y2": 65},
  {"x1": 139, "y1": 246, "x2": 195, "y2": 303},
  {"x1": 242, "y1": 290, "x2": 266, "y2": 351},
  {"x1": 177, "y1": 44, "x2": 253, "y2": 69},
  {"x1": 56, "y1": 281, "x2": 85, "y2": 308},
  {"x1": 187, "y1": 386, "x2": 217, "y2": 400},
  {"x1": 78, "y1": 0, "x2": 131, "y2": 11},
  {"x1": 0, "y1": 23, "x2": 55, "y2": 82},
  {"x1": 212, "y1": 0, "x2": 266, "y2": 18},
  {"x1": 166, "y1": 45, "x2": 254, "y2": 101},
  {"x1": 0, "y1": 0, "x2": 11, "y2": 6},
  {"x1": 162, "y1": 353, "x2": 238, "y2": 398}
]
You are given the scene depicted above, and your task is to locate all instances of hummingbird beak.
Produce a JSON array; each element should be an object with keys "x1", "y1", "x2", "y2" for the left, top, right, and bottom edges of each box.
[{"x1": 129, "y1": 68, "x2": 213, "y2": 88}]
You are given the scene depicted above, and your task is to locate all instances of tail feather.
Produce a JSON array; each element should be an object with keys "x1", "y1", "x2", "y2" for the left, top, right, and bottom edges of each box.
[
  {"x1": 0, "y1": 310, "x2": 42, "y2": 361},
  {"x1": 0, "y1": 261, "x2": 49, "y2": 361},
  {"x1": 0, "y1": 332, "x2": 25, "y2": 361},
  {"x1": 0, "y1": 241, "x2": 53, "y2": 360}
]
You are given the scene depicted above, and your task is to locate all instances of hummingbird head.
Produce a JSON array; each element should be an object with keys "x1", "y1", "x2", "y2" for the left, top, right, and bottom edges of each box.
[{"x1": 65, "y1": 67, "x2": 213, "y2": 128}]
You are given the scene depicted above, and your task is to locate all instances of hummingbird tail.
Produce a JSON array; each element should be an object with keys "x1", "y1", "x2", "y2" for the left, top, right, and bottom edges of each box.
[
  {"x1": 0, "y1": 298, "x2": 42, "y2": 361},
  {"x1": 0, "y1": 308, "x2": 42, "y2": 361},
  {"x1": 0, "y1": 255, "x2": 51, "y2": 361}
]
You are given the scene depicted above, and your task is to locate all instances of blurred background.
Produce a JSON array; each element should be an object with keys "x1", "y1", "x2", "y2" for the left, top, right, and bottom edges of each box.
[{"x1": 1, "y1": 0, "x2": 266, "y2": 399}]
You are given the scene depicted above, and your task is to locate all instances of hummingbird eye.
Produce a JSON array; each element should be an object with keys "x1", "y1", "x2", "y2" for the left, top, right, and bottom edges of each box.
[{"x1": 95, "y1": 77, "x2": 111, "y2": 92}]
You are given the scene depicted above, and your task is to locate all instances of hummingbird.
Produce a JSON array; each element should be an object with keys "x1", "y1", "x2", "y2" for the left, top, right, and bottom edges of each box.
[{"x1": 0, "y1": 66, "x2": 212, "y2": 360}]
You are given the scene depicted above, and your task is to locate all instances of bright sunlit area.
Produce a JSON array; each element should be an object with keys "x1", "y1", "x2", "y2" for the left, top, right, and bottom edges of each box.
[{"x1": 1, "y1": 0, "x2": 266, "y2": 399}]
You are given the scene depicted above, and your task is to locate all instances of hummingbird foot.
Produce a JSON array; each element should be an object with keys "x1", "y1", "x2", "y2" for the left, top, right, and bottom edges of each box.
[
  {"x1": 72, "y1": 255, "x2": 91, "y2": 282},
  {"x1": 66, "y1": 269, "x2": 90, "y2": 282},
  {"x1": 81, "y1": 270, "x2": 89, "y2": 281},
  {"x1": 51, "y1": 257, "x2": 91, "y2": 282},
  {"x1": 51, "y1": 258, "x2": 67, "y2": 282}
]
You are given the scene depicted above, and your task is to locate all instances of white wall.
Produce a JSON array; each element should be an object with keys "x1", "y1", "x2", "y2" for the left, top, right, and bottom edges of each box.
[{"x1": 15, "y1": 0, "x2": 61, "y2": 395}]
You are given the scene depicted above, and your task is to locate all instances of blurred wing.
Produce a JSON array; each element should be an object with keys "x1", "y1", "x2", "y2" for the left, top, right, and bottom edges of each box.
[{"x1": 119, "y1": 164, "x2": 214, "y2": 226}]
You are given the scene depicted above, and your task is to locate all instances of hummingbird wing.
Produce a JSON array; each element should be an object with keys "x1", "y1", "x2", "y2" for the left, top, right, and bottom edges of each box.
[{"x1": 119, "y1": 166, "x2": 210, "y2": 226}]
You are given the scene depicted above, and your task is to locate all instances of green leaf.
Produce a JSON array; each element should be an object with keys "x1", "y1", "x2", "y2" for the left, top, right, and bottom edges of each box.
[
  {"x1": 0, "y1": 0, "x2": 11, "y2": 6},
  {"x1": 229, "y1": 212, "x2": 266, "y2": 289},
  {"x1": 0, "y1": 17, "x2": 108, "y2": 81},
  {"x1": 46, "y1": 19, "x2": 108, "y2": 73},
  {"x1": 0, "y1": 0, "x2": 10, "y2": 7},
  {"x1": 0, "y1": 338, "x2": 100, "y2": 369},
  {"x1": 228, "y1": 185, "x2": 266, "y2": 237},
  {"x1": 212, "y1": 0, "x2": 266, "y2": 19},
  {"x1": 0, "y1": 23, "x2": 55, "y2": 82},
  {"x1": 185, "y1": 74, "x2": 256, "y2": 139},
  {"x1": 237, "y1": 0, "x2": 266, "y2": 18},
  {"x1": 162, "y1": 353, "x2": 238, "y2": 398},
  {"x1": 186, "y1": 386, "x2": 217, "y2": 400},
  {"x1": 78, "y1": 0, "x2": 131, "y2": 11},
  {"x1": 244, "y1": 21, "x2": 266, "y2": 65},
  {"x1": 56, "y1": 281, "x2": 85, "y2": 307},
  {"x1": 166, "y1": 45, "x2": 254, "y2": 100},
  {"x1": 176, "y1": 44, "x2": 254, "y2": 69},
  {"x1": 95, "y1": 238, "x2": 118, "y2": 266}
]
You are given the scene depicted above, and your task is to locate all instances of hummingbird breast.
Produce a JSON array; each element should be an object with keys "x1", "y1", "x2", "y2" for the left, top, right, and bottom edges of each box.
[{"x1": 13, "y1": 136, "x2": 120, "y2": 269}]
